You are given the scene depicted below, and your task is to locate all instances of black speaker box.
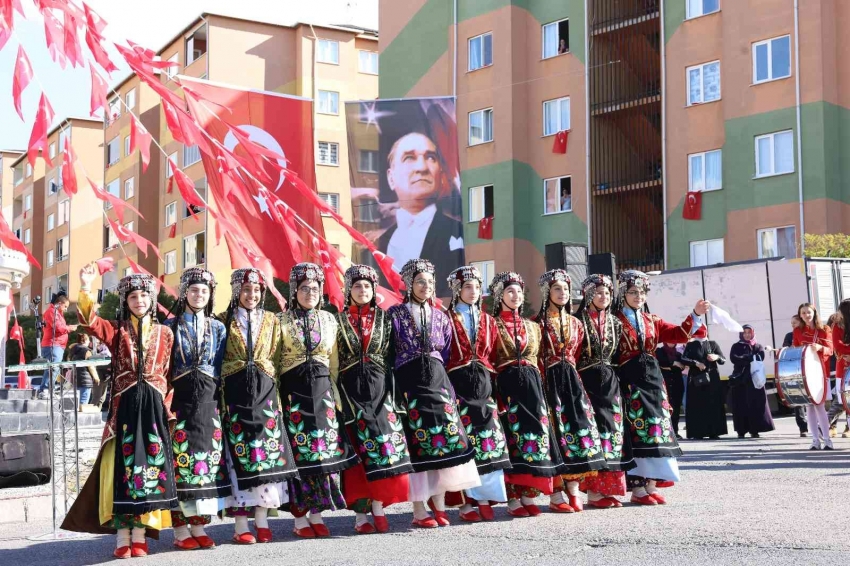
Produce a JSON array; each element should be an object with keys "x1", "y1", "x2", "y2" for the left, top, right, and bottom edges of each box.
[
  {"x1": 588, "y1": 252, "x2": 617, "y2": 280},
  {"x1": 0, "y1": 433, "x2": 51, "y2": 486}
]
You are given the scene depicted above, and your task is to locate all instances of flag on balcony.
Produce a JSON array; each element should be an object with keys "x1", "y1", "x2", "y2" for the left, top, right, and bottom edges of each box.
[
  {"x1": 478, "y1": 216, "x2": 494, "y2": 240},
  {"x1": 94, "y1": 256, "x2": 114, "y2": 275},
  {"x1": 168, "y1": 223, "x2": 176, "y2": 238},
  {"x1": 61, "y1": 140, "x2": 78, "y2": 197},
  {"x1": 552, "y1": 130, "x2": 568, "y2": 154},
  {"x1": 683, "y1": 191, "x2": 702, "y2": 220},
  {"x1": 12, "y1": 45, "x2": 32, "y2": 120}
]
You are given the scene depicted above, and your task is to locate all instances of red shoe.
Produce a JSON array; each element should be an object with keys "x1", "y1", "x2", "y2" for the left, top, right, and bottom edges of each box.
[
  {"x1": 547, "y1": 502, "x2": 575, "y2": 513},
  {"x1": 586, "y1": 498, "x2": 617, "y2": 509},
  {"x1": 373, "y1": 515, "x2": 390, "y2": 533},
  {"x1": 193, "y1": 535, "x2": 216, "y2": 549},
  {"x1": 174, "y1": 537, "x2": 201, "y2": 550},
  {"x1": 292, "y1": 526, "x2": 316, "y2": 538},
  {"x1": 507, "y1": 505, "x2": 530, "y2": 518},
  {"x1": 232, "y1": 532, "x2": 257, "y2": 544},
  {"x1": 655, "y1": 481, "x2": 674, "y2": 488},
  {"x1": 568, "y1": 495, "x2": 584, "y2": 512},
  {"x1": 605, "y1": 497, "x2": 623, "y2": 508},
  {"x1": 433, "y1": 510, "x2": 450, "y2": 526},
  {"x1": 478, "y1": 504, "x2": 495, "y2": 521},
  {"x1": 459, "y1": 509, "x2": 481, "y2": 523},
  {"x1": 255, "y1": 527, "x2": 273, "y2": 543},
  {"x1": 630, "y1": 494, "x2": 658, "y2": 506},
  {"x1": 355, "y1": 522, "x2": 376, "y2": 534},
  {"x1": 522, "y1": 503, "x2": 541, "y2": 516},
  {"x1": 113, "y1": 546, "x2": 131, "y2": 559},
  {"x1": 649, "y1": 492, "x2": 667, "y2": 505},
  {"x1": 311, "y1": 523, "x2": 331, "y2": 537},
  {"x1": 411, "y1": 516, "x2": 439, "y2": 528},
  {"x1": 131, "y1": 542, "x2": 148, "y2": 557}
]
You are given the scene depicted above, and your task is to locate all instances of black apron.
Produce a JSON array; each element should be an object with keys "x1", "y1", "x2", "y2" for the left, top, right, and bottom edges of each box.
[{"x1": 579, "y1": 363, "x2": 636, "y2": 472}]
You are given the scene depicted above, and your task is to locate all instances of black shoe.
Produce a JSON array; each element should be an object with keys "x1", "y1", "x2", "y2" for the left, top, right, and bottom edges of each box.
[
  {"x1": 810, "y1": 445, "x2": 820, "y2": 450},
  {"x1": 823, "y1": 445, "x2": 834, "y2": 451},
  {"x1": 750, "y1": 433, "x2": 760, "y2": 438},
  {"x1": 737, "y1": 434, "x2": 746, "y2": 439}
]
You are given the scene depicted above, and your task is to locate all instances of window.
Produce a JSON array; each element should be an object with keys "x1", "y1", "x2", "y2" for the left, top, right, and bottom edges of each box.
[
  {"x1": 687, "y1": 61, "x2": 721, "y2": 105},
  {"x1": 166, "y1": 152, "x2": 177, "y2": 178},
  {"x1": 317, "y1": 39, "x2": 339, "y2": 64},
  {"x1": 13, "y1": 164, "x2": 23, "y2": 186},
  {"x1": 124, "y1": 221, "x2": 134, "y2": 233},
  {"x1": 471, "y1": 261, "x2": 496, "y2": 295},
  {"x1": 24, "y1": 228, "x2": 30, "y2": 244},
  {"x1": 469, "y1": 108, "x2": 494, "y2": 145},
  {"x1": 544, "y1": 176, "x2": 572, "y2": 214},
  {"x1": 44, "y1": 287, "x2": 52, "y2": 301},
  {"x1": 49, "y1": 143, "x2": 56, "y2": 159},
  {"x1": 47, "y1": 249, "x2": 54, "y2": 267},
  {"x1": 124, "y1": 136, "x2": 131, "y2": 157},
  {"x1": 317, "y1": 142, "x2": 339, "y2": 166},
  {"x1": 688, "y1": 149, "x2": 722, "y2": 192},
  {"x1": 753, "y1": 35, "x2": 791, "y2": 84},
  {"x1": 686, "y1": 0, "x2": 720, "y2": 19},
  {"x1": 468, "y1": 185, "x2": 494, "y2": 222},
  {"x1": 104, "y1": 225, "x2": 117, "y2": 249},
  {"x1": 24, "y1": 194, "x2": 31, "y2": 211},
  {"x1": 125, "y1": 88, "x2": 136, "y2": 110},
  {"x1": 185, "y1": 26, "x2": 207, "y2": 65},
  {"x1": 26, "y1": 163, "x2": 32, "y2": 177},
  {"x1": 183, "y1": 145, "x2": 201, "y2": 166},
  {"x1": 543, "y1": 97, "x2": 570, "y2": 136},
  {"x1": 758, "y1": 226, "x2": 797, "y2": 259},
  {"x1": 47, "y1": 214, "x2": 55, "y2": 231},
  {"x1": 57, "y1": 237, "x2": 68, "y2": 261},
  {"x1": 317, "y1": 90, "x2": 339, "y2": 115},
  {"x1": 165, "y1": 250, "x2": 177, "y2": 274},
  {"x1": 49, "y1": 176, "x2": 60, "y2": 195},
  {"x1": 106, "y1": 136, "x2": 120, "y2": 165},
  {"x1": 22, "y1": 294, "x2": 29, "y2": 309},
  {"x1": 319, "y1": 193, "x2": 340, "y2": 216},
  {"x1": 14, "y1": 228, "x2": 20, "y2": 240},
  {"x1": 356, "y1": 197, "x2": 380, "y2": 223},
  {"x1": 690, "y1": 239, "x2": 724, "y2": 267},
  {"x1": 57, "y1": 199, "x2": 69, "y2": 225},
  {"x1": 358, "y1": 50, "x2": 378, "y2": 74},
  {"x1": 542, "y1": 19, "x2": 569, "y2": 59},
  {"x1": 755, "y1": 130, "x2": 794, "y2": 177},
  {"x1": 183, "y1": 232, "x2": 205, "y2": 267},
  {"x1": 358, "y1": 150, "x2": 378, "y2": 173},
  {"x1": 183, "y1": 178, "x2": 206, "y2": 218},
  {"x1": 165, "y1": 53, "x2": 179, "y2": 79},
  {"x1": 124, "y1": 267, "x2": 133, "y2": 277},
  {"x1": 58, "y1": 128, "x2": 70, "y2": 152},
  {"x1": 106, "y1": 178, "x2": 120, "y2": 197},
  {"x1": 468, "y1": 33, "x2": 492, "y2": 71},
  {"x1": 165, "y1": 202, "x2": 177, "y2": 226},
  {"x1": 108, "y1": 97, "x2": 120, "y2": 120},
  {"x1": 124, "y1": 177, "x2": 135, "y2": 199}
]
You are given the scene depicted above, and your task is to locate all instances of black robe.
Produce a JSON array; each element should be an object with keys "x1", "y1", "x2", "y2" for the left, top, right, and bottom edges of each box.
[
  {"x1": 727, "y1": 342, "x2": 775, "y2": 435},
  {"x1": 655, "y1": 346, "x2": 685, "y2": 436},
  {"x1": 682, "y1": 340, "x2": 728, "y2": 439}
]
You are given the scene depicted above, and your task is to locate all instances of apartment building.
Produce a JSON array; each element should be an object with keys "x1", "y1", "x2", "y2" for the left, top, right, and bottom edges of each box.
[
  {"x1": 0, "y1": 149, "x2": 23, "y2": 226},
  {"x1": 379, "y1": 0, "x2": 850, "y2": 301}
]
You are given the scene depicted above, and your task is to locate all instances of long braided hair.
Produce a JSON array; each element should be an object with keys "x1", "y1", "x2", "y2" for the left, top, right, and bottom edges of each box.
[
  {"x1": 537, "y1": 269, "x2": 572, "y2": 366},
  {"x1": 223, "y1": 268, "x2": 268, "y2": 395}
]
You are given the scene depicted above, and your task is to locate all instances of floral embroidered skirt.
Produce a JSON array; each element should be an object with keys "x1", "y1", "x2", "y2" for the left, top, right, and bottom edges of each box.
[
  {"x1": 287, "y1": 474, "x2": 346, "y2": 516},
  {"x1": 447, "y1": 362, "x2": 511, "y2": 475},
  {"x1": 580, "y1": 471, "x2": 627, "y2": 497},
  {"x1": 579, "y1": 364, "x2": 636, "y2": 472}
]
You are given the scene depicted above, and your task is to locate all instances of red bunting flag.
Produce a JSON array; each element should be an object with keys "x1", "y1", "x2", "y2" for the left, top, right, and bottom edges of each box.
[
  {"x1": 171, "y1": 164, "x2": 206, "y2": 221},
  {"x1": 86, "y1": 175, "x2": 143, "y2": 223},
  {"x1": 61, "y1": 138, "x2": 78, "y2": 197},
  {"x1": 478, "y1": 216, "x2": 494, "y2": 240},
  {"x1": 61, "y1": 10, "x2": 83, "y2": 68},
  {"x1": 126, "y1": 256, "x2": 177, "y2": 297},
  {"x1": 0, "y1": 0, "x2": 24, "y2": 32},
  {"x1": 129, "y1": 113, "x2": 151, "y2": 171},
  {"x1": 168, "y1": 223, "x2": 176, "y2": 238},
  {"x1": 682, "y1": 191, "x2": 702, "y2": 221},
  {"x1": 94, "y1": 256, "x2": 115, "y2": 275},
  {"x1": 89, "y1": 64, "x2": 108, "y2": 117},
  {"x1": 106, "y1": 216, "x2": 163, "y2": 262},
  {"x1": 83, "y1": 2, "x2": 107, "y2": 36},
  {"x1": 8, "y1": 307, "x2": 27, "y2": 388},
  {"x1": 42, "y1": 9, "x2": 67, "y2": 68},
  {"x1": 12, "y1": 45, "x2": 32, "y2": 120},
  {"x1": 27, "y1": 93, "x2": 54, "y2": 168},
  {"x1": 0, "y1": 26, "x2": 10, "y2": 52},
  {"x1": 0, "y1": 208, "x2": 40, "y2": 268},
  {"x1": 552, "y1": 130, "x2": 568, "y2": 154}
]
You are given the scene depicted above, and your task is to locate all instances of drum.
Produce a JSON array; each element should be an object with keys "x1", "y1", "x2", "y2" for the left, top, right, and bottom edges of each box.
[
  {"x1": 775, "y1": 346, "x2": 827, "y2": 407},
  {"x1": 842, "y1": 371, "x2": 850, "y2": 415}
]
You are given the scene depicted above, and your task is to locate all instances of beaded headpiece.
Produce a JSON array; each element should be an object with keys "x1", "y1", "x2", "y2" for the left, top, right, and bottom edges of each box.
[
  {"x1": 447, "y1": 265, "x2": 483, "y2": 309},
  {"x1": 488, "y1": 271, "x2": 524, "y2": 316},
  {"x1": 580, "y1": 274, "x2": 614, "y2": 298},
  {"x1": 400, "y1": 258, "x2": 435, "y2": 302},
  {"x1": 178, "y1": 268, "x2": 216, "y2": 315},
  {"x1": 537, "y1": 269, "x2": 572, "y2": 319},
  {"x1": 289, "y1": 262, "x2": 324, "y2": 308},
  {"x1": 230, "y1": 268, "x2": 267, "y2": 306},
  {"x1": 617, "y1": 269, "x2": 650, "y2": 295},
  {"x1": 117, "y1": 273, "x2": 157, "y2": 320},
  {"x1": 344, "y1": 264, "x2": 378, "y2": 307}
]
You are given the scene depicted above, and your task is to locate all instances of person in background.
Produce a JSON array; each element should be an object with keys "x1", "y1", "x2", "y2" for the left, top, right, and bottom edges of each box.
[
  {"x1": 68, "y1": 333, "x2": 97, "y2": 409},
  {"x1": 558, "y1": 38, "x2": 567, "y2": 54},
  {"x1": 783, "y1": 315, "x2": 808, "y2": 437},
  {"x1": 793, "y1": 303, "x2": 833, "y2": 450},
  {"x1": 682, "y1": 326, "x2": 727, "y2": 440},
  {"x1": 828, "y1": 304, "x2": 850, "y2": 438},
  {"x1": 656, "y1": 343, "x2": 686, "y2": 439},
  {"x1": 37, "y1": 291, "x2": 77, "y2": 400},
  {"x1": 728, "y1": 325, "x2": 774, "y2": 439}
]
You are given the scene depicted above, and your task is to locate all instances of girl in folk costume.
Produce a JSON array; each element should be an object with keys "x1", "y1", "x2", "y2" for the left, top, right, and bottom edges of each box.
[
  {"x1": 831, "y1": 301, "x2": 850, "y2": 437},
  {"x1": 574, "y1": 274, "x2": 636, "y2": 509},
  {"x1": 63, "y1": 265, "x2": 176, "y2": 559},
  {"x1": 165, "y1": 268, "x2": 229, "y2": 550},
  {"x1": 615, "y1": 270, "x2": 709, "y2": 505},
  {"x1": 221, "y1": 268, "x2": 298, "y2": 544},
  {"x1": 536, "y1": 270, "x2": 605, "y2": 513},
  {"x1": 278, "y1": 263, "x2": 358, "y2": 538},
  {"x1": 444, "y1": 266, "x2": 511, "y2": 522},
  {"x1": 332, "y1": 265, "x2": 412, "y2": 534},
  {"x1": 388, "y1": 259, "x2": 480, "y2": 528},
  {"x1": 489, "y1": 272, "x2": 564, "y2": 518},
  {"x1": 793, "y1": 302, "x2": 834, "y2": 450}
]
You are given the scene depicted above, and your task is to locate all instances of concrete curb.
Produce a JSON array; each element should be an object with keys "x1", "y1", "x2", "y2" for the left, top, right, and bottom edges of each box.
[{"x1": 0, "y1": 493, "x2": 52, "y2": 523}]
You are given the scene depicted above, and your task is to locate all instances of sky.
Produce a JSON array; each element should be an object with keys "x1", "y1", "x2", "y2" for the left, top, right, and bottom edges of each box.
[{"x1": 0, "y1": 0, "x2": 378, "y2": 150}]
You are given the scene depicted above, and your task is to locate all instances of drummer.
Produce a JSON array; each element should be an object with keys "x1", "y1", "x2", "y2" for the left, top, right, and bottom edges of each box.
[
  {"x1": 792, "y1": 303, "x2": 834, "y2": 450},
  {"x1": 830, "y1": 301, "x2": 850, "y2": 439}
]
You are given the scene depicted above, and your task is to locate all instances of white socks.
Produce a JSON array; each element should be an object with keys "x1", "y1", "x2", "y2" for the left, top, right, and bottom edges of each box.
[
  {"x1": 131, "y1": 527, "x2": 146, "y2": 544},
  {"x1": 371, "y1": 500, "x2": 385, "y2": 516},
  {"x1": 459, "y1": 503, "x2": 474, "y2": 515},
  {"x1": 173, "y1": 525, "x2": 191, "y2": 542},
  {"x1": 234, "y1": 515, "x2": 250, "y2": 535},
  {"x1": 645, "y1": 480, "x2": 658, "y2": 494},
  {"x1": 633, "y1": 486, "x2": 649, "y2": 498},
  {"x1": 520, "y1": 496, "x2": 535, "y2": 506},
  {"x1": 293, "y1": 515, "x2": 310, "y2": 530},
  {"x1": 507, "y1": 499, "x2": 523, "y2": 511},
  {"x1": 254, "y1": 507, "x2": 269, "y2": 529},
  {"x1": 431, "y1": 493, "x2": 446, "y2": 512},
  {"x1": 307, "y1": 511, "x2": 324, "y2": 525},
  {"x1": 190, "y1": 524, "x2": 207, "y2": 538},
  {"x1": 116, "y1": 528, "x2": 130, "y2": 548},
  {"x1": 355, "y1": 513, "x2": 370, "y2": 527},
  {"x1": 566, "y1": 481, "x2": 580, "y2": 496},
  {"x1": 412, "y1": 501, "x2": 430, "y2": 520},
  {"x1": 587, "y1": 490, "x2": 604, "y2": 502},
  {"x1": 550, "y1": 491, "x2": 566, "y2": 504}
]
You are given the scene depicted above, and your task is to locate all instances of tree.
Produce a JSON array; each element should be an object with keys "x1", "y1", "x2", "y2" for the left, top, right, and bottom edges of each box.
[{"x1": 803, "y1": 233, "x2": 850, "y2": 258}]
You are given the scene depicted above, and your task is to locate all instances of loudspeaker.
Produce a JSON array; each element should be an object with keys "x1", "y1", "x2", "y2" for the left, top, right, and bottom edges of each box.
[
  {"x1": 588, "y1": 252, "x2": 617, "y2": 280},
  {"x1": 545, "y1": 242, "x2": 588, "y2": 299},
  {"x1": 0, "y1": 433, "x2": 51, "y2": 486}
]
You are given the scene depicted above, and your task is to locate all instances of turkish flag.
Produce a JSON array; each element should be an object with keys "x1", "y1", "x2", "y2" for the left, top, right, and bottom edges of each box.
[
  {"x1": 683, "y1": 191, "x2": 702, "y2": 220},
  {"x1": 27, "y1": 93, "x2": 54, "y2": 169},
  {"x1": 95, "y1": 256, "x2": 115, "y2": 275},
  {"x1": 168, "y1": 223, "x2": 176, "y2": 238},
  {"x1": 130, "y1": 113, "x2": 152, "y2": 171},
  {"x1": 61, "y1": 138, "x2": 79, "y2": 197},
  {"x1": 12, "y1": 45, "x2": 32, "y2": 120},
  {"x1": 552, "y1": 130, "x2": 568, "y2": 154},
  {"x1": 181, "y1": 76, "x2": 323, "y2": 285},
  {"x1": 0, "y1": 208, "x2": 39, "y2": 268},
  {"x1": 89, "y1": 64, "x2": 109, "y2": 118},
  {"x1": 478, "y1": 216, "x2": 494, "y2": 240}
]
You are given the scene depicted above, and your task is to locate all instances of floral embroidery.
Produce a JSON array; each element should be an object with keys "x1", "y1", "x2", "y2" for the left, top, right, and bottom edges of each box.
[
  {"x1": 286, "y1": 392, "x2": 345, "y2": 462},
  {"x1": 462, "y1": 399, "x2": 507, "y2": 462},
  {"x1": 122, "y1": 424, "x2": 167, "y2": 499},
  {"x1": 228, "y1": 400, "x2": 287, "y2": 471},
  {"x1": 554, "y1": 401, "x2": 601, "y2": 460},
  {"x1": 628, "y1": 388, "x2": 673, "y2": 444},
  {"x1": 506, "y1": 402, "x2": 551, "y2": 462},
  {"x1": 172, "y1": 412, "x2": 226, "y2": 486},
  {"x1": 598, "y1": 401, "x2": 624, "y2": 459},
  {"x1": 355, "y1": 399, "x2": 409, "y2": 466},
  {"x1": 405, "y1": 392, "x2": 468, "y2": 457}
]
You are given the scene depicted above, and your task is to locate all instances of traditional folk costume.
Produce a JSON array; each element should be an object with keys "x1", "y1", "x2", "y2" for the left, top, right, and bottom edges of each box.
[
  {"x1": 488, "y1": 272, "x2": 563, "y2": 518},
  {"x1": 574, "y1": 274, "x2": 635, "y2": 509},
  {"x1": 389, "y1": 259, "x2": 479, "y2": 528},
  {"x1": 728, "y1": 325, "x2": 774, "y2": 438},
  {"x1": 62, "y1": 274, "x2": 176, "y2": 559},
  {"x1": 221, "y1": 268, "x2": 298, "y2": 544},
  {"x1": 165, "y1": 268, "x2": 229, "y2": 549},
  {"x1": 793, "y1": 323, "x2": 834, "y2": 450},
  {"x1": 682, "y1": 327, "x2": 728, "y2": 439},
  {"x1": 444, "y1": 266, "x2": 511, "y2": 522},
  {"x1": 536, "y1": 270, "x2": 605, "y2": 513},
  {"x1": 333, "y1": 265, "x2": 412, "y2": 534},
  {"x1": 615, "y1": 270, "x2": 702, "y2": 505},
  {"x1": 278, "y1": 263, "x2": 357, "y2": 537}
]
